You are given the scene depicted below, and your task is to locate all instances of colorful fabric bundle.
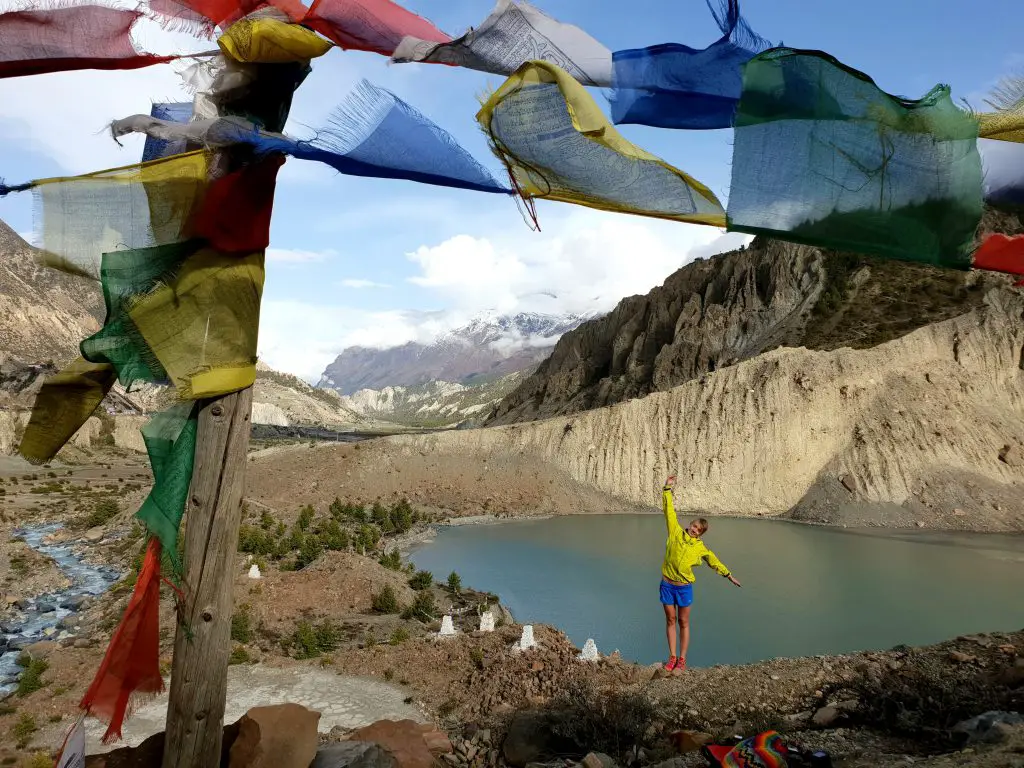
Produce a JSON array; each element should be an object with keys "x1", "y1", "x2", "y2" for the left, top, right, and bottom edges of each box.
[
  {"x1": 218, "y1": 17, "x2": 334, "y2": 63},
  {"x1": 722, "y1": 731, "x2": 789, "y2": 768},
  {"x1": 18, "y1": 358, "x2": 117, "y2": 465},
  {"x1": 112, "y1": 82, "x2": 511, "y2": 194},
  {"x1": 610, "y1": 0, "x2": 770, "y2": 129},
  {"x1": 727, "y1": 48, "x2": 983, "y2": 268},
  {"x1": 392, "y1": 0, "x2": 612, "y2": 88},
  {"x1": 142, "y1": 104, "x2": 194, "y2": 162},
  {"x1": 0, "y1": 5, "x2": 174, "y2": 79},
  {"x1": 478, "y1": 61, "x2": 725, "y2": 225},
  {"x1": 303, "y1": 0, "x2": 449, "y2": 56}
]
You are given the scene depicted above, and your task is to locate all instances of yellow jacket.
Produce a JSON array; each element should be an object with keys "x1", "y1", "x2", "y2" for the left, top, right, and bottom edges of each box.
[{"x1": 661, "y1": 488, "x2": 731, "y2": 583}]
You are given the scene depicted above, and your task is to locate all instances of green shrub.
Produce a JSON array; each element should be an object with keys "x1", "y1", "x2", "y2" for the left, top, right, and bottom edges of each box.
[
  {"x1": 16, "y1": 656, "x2": 49, "y2": 697},
  {"x1": 295, "y1": 535, "x2": 324, "y2": 569},
  {"x1": 297, "y1": 504, "x2": 315, "y2": 531},
  {"x1": 319, "y1": 519, "x2": 350, "y2": 551},
  {"x1": 401, "y1": 591, "x2": 436, "y2": 622},
  {"x1": 231, "y1": 606, "x2": 253, "y2": 644},
  {"x1": 13, "y1": 712, "x2": 37, "y2": 748},
  {"x1": 259, "y1": 510, "x2": 276, "y2": 530},
  {"x1": 469, "y1": 647, "x2": 484, "y2": 670},
  {"x1": 408, "y1": 570, "x2": 433, "y2": 591},
  {"x1": 237, "y1": 524, "x2": 277, "y2": 556},
  {"x1": 289, "y1": 619, "x2": 343, "y2": 659},
  {"x1": 354, "y1": 524, "x2": 381, "y2": 554},
  {"x1": 371, "y1": 584, "x2": 400, "y2": 614},
  {"x1": 85, "y1": 498, "x2": 121, "y2": 528},
  {"x1": 229, "y1": 645, "x2": 252, "y2": 665},
  {"x1": 446, "y1": 571, "x2": 462, "y2": 593},
  {"x1": 389, "y1": 627, "x2": 410, "y2": 645},
  {"x1": 378, "y1": 549, "x2": 402, "y2": 571}
]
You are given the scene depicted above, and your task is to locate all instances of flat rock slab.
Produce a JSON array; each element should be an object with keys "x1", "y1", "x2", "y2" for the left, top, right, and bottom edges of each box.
[{"x1": 84, "y1": 666, "x2": 424, "y2": 754}]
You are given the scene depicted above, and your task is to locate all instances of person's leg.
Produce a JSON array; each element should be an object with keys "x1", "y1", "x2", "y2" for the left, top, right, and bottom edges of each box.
[
  {"x1": 678, "y1": 606, "x2": 691, "y2": 665},
  {"x1": 663, "y1": 603, "x2": 678, "y2": 661}
]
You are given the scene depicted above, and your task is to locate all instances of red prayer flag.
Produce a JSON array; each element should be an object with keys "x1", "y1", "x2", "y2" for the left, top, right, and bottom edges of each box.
[
  {"x1": 303, "y1": 0, "x2": 449, "y2": 55},
  {"x1": 973, "y1": 234, "x2": 1024, "y2": 285},
  {"x1": 0, "y1": 6, "x2": 174, "y2": 79},
  {"x1": 147, "y1": 0, "x2": 307, "y2": 34},
  {"x1": 80, "y1": 537, "x2": 165, "y2": 743}
]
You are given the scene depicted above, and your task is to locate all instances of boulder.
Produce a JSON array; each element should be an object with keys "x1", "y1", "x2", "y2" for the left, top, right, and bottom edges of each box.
[
  {"x1": 811, "y1": 706, "x2": 840, "y2": 727},
  {"x1": 952, "y1": 711, "x2": 1024, "y2": 746},
  {"x1": 581, "y1": 753, "x2": 617, "y2": 768},
  {"x1": 348, "y1": 720, "x2": 437, "y2": 768},
  {"x1": 668, "y1": 731, "x2": 713, "y2": 753},
  {"x1": 24, "y1": 640, "x2": 59, "y2": 660},
  {"x1": 84, "y1": 527, "x2": 105, "y2": 543},
  {"x1": 312, "y1": 742, "x2": 399, "y2": 768},
  {"x1": 61, "y1": 595, "x2": 90, "y2": 611},
  {"x1": 228, "y1": 703, "x2": 321, "y2": 768}
]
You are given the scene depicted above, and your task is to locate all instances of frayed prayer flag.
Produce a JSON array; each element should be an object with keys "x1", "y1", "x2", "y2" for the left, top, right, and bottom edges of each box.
[
  {"x1": 727, "y1": 48, "x2": 983, "y2": 267},
  {"x1": 80, "y1": 537, "x2": 165, "y2": 744},
  {"x1": 0, "y1": 5, "x2": 175, "y2": 79},
  {"x1": 392, "y1": 0, "x2": 612, "y2": 87},
  {"x1": 142, "y1": 103, "x2": 194, "y2": 162},
  {"x1": 146, "y1": 0, "x2": 307, "y2": 36},
  {"x1": 972, "y1": 234, "x2": 1024, "y2": 282},
  {"x1": 478, "y1": 61, "x2": 725, "y2": 225},
  {"x1": 304, "y1": 0, "x2": 448, "y2": 56},
  {"x1": 610, "y1": 0, "x2": 771, "y2": 129}
]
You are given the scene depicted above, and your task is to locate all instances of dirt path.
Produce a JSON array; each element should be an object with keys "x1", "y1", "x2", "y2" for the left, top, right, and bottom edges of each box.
[{"x1": 78, "y1": 665, "x2": 426, "y2": 753}]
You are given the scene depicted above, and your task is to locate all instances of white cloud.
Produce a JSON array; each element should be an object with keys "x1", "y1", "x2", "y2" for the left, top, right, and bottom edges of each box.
[
  {"x1": 259, "y1": 209, "x2": 751, "y2": 381},
  {"x1": 341, "y1": 278, "x2": 392, "y2": 289},
  {"x1": 266, "y1": 247, "x2": 334, "y2": 264},
  {"x1": 405, "y1": 208, "x2": 752, "y2": 317}
]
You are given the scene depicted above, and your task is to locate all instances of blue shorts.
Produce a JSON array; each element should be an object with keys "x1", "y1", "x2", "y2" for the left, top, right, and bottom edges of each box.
[{"x1": 659, "y1": 579, "x2": 693, "y2": 607}]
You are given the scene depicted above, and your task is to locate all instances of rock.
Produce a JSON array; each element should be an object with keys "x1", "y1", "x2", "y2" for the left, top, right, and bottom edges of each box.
[
  {"x1": 418, "y1": 726, "x2": 452, "y2": 756},
  {"x1": 952, "y1": 711, "x2": 1024, "y2": 746},
  {"x1": 349, "y1": 719, "x2": 439, "y2": 768},
  {"x1": 812, "y1": 707, "x2": 840, "y2": 727},
  {"x1": 84, "y1": 527, "x2": 105, "y2": 543},
  {"x1": 73, "y1": 638, "x2": 92, "y2": 649},
  {"x1": 61, "y1": 595, "x2": 89, "y2": 611},
  {"x1": 312, "y1": 742, "x2": 399, "y2": 768},
  {"x1": 24, "y1": 640, "x2": 59, "y2": 659},
  {"x1": 43, "y1": 626, "x2": 57, "y2": 637},
  {"x1": 7, "y1": 636, "x2": 34, "y2": 651},
  {"x1": 668, "y1": 731, "x2": 712, "y2": 753},
  {"x1": 999, "y1": 444, "x2": 1023, "y2": 467},
  {"x1": 502, "y1": 713, "x2": 580, "y2": 767},
  {"x1": 228, "y1": 703, "x2": 321, "y2": 768},
  {"x1": 840, "y1": 475, "x2": 857, "y2": 494},
  {"x1": 581, "y1": 753, "x2": 617, "y2": 768},
  {"x1": 949, "y1": 651, "x2": 977, "y2": 664},
  {"x1": 13, "y1": 598, "x2": 31, "y2": 610}
]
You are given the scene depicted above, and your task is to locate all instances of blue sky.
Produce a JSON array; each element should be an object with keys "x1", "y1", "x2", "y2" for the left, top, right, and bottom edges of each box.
[{"x1": 0, "y1": 0, "x2": 1020, "y2": 380}]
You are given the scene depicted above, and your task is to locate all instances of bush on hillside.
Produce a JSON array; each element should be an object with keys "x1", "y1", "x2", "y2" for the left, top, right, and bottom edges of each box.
[
  {"x1": 379, "y1": 549, "x2": 402, "y2": 571},
  {"x1": 371, "y1": 584, "x2": 400, "y2": 614},
  {"x1": 408, "y1": 570, "x2": 433, "y2": 590},
  {"x1": 402, "y1": 591, "x2": 437, "y2": 622}
]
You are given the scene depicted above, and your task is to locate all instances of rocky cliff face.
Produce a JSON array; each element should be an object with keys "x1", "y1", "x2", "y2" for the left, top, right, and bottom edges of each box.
[
  {"x1": 488, "y1": 237, "x2": 1011, "y2": 426},
  {"x1": 387, "y1": 289, "x2": 1024, "y2": 530}
]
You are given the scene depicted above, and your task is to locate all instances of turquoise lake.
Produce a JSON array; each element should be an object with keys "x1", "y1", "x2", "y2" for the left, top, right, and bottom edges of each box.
[{"x1": 409, "y1": 515, "x2": 1024, "y2": 667}]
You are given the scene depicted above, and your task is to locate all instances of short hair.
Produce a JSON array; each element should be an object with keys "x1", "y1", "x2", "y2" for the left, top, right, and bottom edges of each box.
[{"x1": 690, "y1": 518, "x2": 709, "y2": 533}]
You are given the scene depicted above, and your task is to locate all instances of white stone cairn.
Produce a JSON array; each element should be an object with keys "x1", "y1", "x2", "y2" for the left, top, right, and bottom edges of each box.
[
  {"x1": 479, "y1": 610, "x2": 495, "y2": 632},
  {"x1": 518, "y1": 624, "x2": 537, "y2": 650},
  {"x1": 247, "y1": 564, "x2": 262, "y2": 579},
  {"x1": 577, "y1": 638, "x2": 599, "y2": 662},
  {"x1": 439, "y1": 615, "x2": 457, "y2": 636}
]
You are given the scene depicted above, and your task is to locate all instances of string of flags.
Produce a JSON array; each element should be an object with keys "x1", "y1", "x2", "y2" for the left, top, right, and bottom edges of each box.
[{"x1": 0, "y1": 0, "x2": 1022, "y2": 744}]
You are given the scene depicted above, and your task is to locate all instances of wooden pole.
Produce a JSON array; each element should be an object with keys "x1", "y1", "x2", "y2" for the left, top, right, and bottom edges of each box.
[{"x1": 162, "y1": 387, "x2": 253, "y2": 767}]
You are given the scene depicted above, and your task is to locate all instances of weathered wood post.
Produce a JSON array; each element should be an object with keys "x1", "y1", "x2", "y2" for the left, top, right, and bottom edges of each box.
[{"x1": 162, "y1": 22, "x2": 307, "y2": 766}]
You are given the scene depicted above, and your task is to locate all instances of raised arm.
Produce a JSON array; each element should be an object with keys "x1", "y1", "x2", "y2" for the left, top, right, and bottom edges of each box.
[{"x1": 662, "y1": 475, "x2": 680, "y2": 537}]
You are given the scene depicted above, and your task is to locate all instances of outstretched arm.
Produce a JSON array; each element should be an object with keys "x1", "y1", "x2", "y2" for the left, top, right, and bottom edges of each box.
[
  {"x1": 703, "y1": 549, "x2": 741, "y2": 587},
  {"x1": 662, "y1": 475, "x2": 680, "y2": 537}
]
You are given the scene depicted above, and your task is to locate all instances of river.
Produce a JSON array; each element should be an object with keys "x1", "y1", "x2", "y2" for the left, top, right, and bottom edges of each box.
[
  {"x1": 0, "y1": 524, "x2": 121, "y2": 697},
  {"x1": 410, "y1": 515, "x2": 1024, "y2": 667}
]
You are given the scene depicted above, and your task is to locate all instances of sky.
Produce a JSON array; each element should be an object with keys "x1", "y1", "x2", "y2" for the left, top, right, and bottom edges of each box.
[{"x1": 0, "y1": 0, "x2": 1020, "y2": 381}]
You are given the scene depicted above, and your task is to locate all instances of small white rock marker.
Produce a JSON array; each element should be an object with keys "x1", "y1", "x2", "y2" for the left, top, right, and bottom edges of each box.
[
  {"x1": 439, "y1": 615, "x2": 457, "y2": 636},
  {"x1": 518, "y1": 624, "x2": 537, "y2": 650},
  {"x1": 578, "y1": 638, "x2": 599, "y2": 662},
  {"x1": 479, "y1": 611, "x2": 495, "y2": 632},
  {"x1": 247, "y1": 564, "x2": 261, "y2": 579}
]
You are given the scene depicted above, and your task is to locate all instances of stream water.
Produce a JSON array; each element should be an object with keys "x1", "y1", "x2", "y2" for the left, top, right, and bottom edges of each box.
[{"x1": 0, "y1": 524, "x2": 121, "y2": 698}]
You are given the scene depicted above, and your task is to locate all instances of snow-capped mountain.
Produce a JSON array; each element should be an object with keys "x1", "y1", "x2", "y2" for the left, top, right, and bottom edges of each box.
[{"x1": 317, "y1": 312, "x2": 595, "y2": 396}]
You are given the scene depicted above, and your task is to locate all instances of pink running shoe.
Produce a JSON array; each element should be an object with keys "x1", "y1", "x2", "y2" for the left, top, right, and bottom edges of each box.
[
  {"x1": 664, "y1": 656, "x2": 678, "y2": 671},
  {"x1": 675, "y1": 658, "x2": 687, "y2": 673}
]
